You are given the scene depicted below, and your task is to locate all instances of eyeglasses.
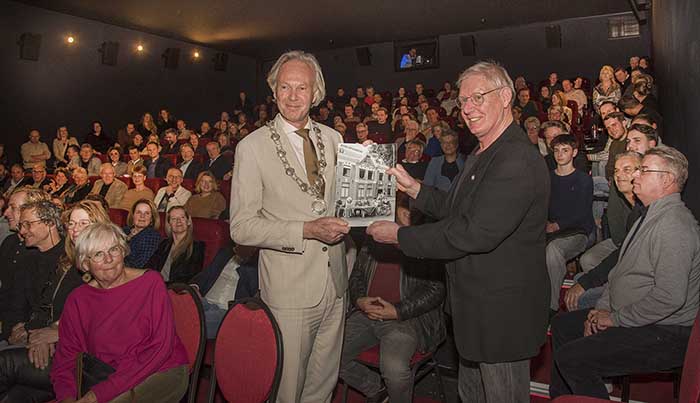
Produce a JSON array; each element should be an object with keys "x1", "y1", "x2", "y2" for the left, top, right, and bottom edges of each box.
[
  {"x1": 457, "y1": 87, "x2": 505, "y2": 107},
  {"x1": 635, "y1": 166, "x2": 672, "y2": 175},
  {"x1": 18, "y1": 219, "x2": 44, "y2": 231},
  {"x1": 66, "y1": 219, "x2": 92, "y2": 229},
  {"x1": 88, "y1": 245, "x2": 123, "y2": 264}
]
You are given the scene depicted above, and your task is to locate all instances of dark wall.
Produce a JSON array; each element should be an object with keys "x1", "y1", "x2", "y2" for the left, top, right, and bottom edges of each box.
[
  {"x1": 0, "y1": 0, "x2": 256, "y2": 162},
  {"x1": 308, "y1": 13, "x2": 650, "y2": 95},
  {"x1": 652, "y1": 0, "x2": 700, "y2": 218}
]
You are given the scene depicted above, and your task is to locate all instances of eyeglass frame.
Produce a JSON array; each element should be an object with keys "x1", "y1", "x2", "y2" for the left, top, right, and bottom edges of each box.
[
  {"x1": 635, "y1": 166, "x2": 672, "y2": 175},
  {"x1": 457, "y1": 86, "x2": 506, "y2": 107},
  {"x1": 17, "y1": 219, "x2": 45, "y2": 232},
  {"x1": 87, "y1": 245, "x2": 124, "y2": 264}
]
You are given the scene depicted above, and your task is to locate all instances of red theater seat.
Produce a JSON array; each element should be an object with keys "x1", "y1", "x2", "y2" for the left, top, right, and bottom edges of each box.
[
  {"x1": 145, "y1": 178, "x2": 165, "y2": 194},
  {"x1": 193, "y1": 217, "x2": 231, "y2": 268},
  {"x1": 182, "y1": 179, "x2": 195, "y2": 192},
  {"x1": 219, "y1": 180, "x2": 231, "y2": 206},
  {"x1": 108, "y1": 208, "x2": 128, "y2": 227}
]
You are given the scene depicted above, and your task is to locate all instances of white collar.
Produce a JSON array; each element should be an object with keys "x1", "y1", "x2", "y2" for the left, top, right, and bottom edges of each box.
[{"x1": 278, "y1": 114, "x2": 312, "y2": 135}]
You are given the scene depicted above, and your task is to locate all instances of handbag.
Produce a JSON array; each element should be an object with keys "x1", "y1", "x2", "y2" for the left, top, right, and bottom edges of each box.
[{"x1": 75, "y1": 352, "x2": 115, "y2": 398}]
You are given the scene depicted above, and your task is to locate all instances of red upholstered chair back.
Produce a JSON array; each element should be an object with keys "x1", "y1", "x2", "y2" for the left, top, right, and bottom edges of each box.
[
  {"x1": 167, "y1": 283, "x2": 206, "y2": 403},
  {"x1": 120, "y1": 176, "x2": 133, "y2": 189},
  {"x1": 679, "y1": 310, "x2": 700, "y2": 402},
  {"x1": 219, "y1": 180, "x2": 232, "y2": 207},
  {"x1": 210, "y1": 298, "x2": 283, "y2": 403},
  {"x1": 108, "y1": 208, "x2": 128, "y2": 227},
  {"x1": 181, "y1": 179, "x2": 195, "y2": 192},
  {"x1": 366, "y1": 244, "x2": 403, "y2": 304},
  {"x1": 97, "y1": 154, "x2": 109, "y2": 163},
  {"x1": 192, "y1": 217, "x2": 231, "y2": 268},
  {"x1": 145, "y1": 178, "x2": 165, "y2": 193}
]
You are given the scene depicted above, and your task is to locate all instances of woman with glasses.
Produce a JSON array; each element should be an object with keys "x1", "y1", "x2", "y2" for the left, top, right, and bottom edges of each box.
[
  {"x1": 50, "y1": 222, "x2": 189, "y2": 403},
  {"x1": 0, "y1": 200, "x2": 110, "y2": 402},
  {"x1": 184, "y1": 171, "x2": 227, "y2": 219},
  {"x1": 146, "y1": 206, "x2": 204, "y2": 283},
  {"x1": 123, "y1": 199, "x2": 161, "y2": 269},
  {"x1": 117, "y1": 165, "x2": 154, "y2": 211}
]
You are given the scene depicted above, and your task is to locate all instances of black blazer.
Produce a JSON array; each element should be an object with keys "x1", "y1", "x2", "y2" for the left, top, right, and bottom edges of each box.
[
  {"x1": 146, "y1": 239, "x2": 205, "y2": 283},
  {"x1": 160, "y1": 143, "x2": 179, "y2": 156},
  {"x1": 398, "y1": 122, "x2": 551, "y2": 363},
  {"x1": 205, "y1": 155, "x2": 232, "y2": 180},
  {"x1": 180, "y1": 160, "x2": 204, "y2": 181},
  {"x1": 144, "y1": 156, "x2": 173, "y2": 178}
]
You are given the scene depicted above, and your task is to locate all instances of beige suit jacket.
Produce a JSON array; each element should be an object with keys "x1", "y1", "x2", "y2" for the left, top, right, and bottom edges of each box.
[
  {"x1": 230, "y1": 114, "x2": 347, "y2": 309},
  {"x1": 90, "y1": 179, "x2": 128, "y2": 209}
]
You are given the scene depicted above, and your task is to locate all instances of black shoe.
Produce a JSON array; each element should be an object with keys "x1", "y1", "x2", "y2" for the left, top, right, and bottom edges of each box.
[{"x1": 366, "y1": 386, "x2": 389, "y2": 403}]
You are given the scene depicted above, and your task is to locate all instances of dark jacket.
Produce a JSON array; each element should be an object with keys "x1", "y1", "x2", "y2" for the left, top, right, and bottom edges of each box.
[
  {"x1": 398, "y1": 122, "x2": 551, "y2": 362},
  {"x1": 146, "y1": 239, "x2": 205, "y2": 283},
  {"x1": 191, "y1": 247, "x2": 259, "y2": 301},
  {"x1": 205, "y1": 155, "x2": 232, "y2": 180},
  {"x1": 0, "y1": 234, "x2": 39, "y2": 340},
  {"x1": 84, "y1": 132, "x2": 113, "y2": 154},
  {"x1": 144, "y1": 156, "x2": 173, "y2": 179},
  {"x1": 63, "y1": 182, "x2": 93, "y2": 205},
  {"x1": 348, "y1": 242, "x2": 446, "y2": 352},
  {"x1": 27, "y1": 265, "x2": 83, "y2": 330},
  {"x1": 180, "y1": 160, "x2": 204, "y2": 181}
]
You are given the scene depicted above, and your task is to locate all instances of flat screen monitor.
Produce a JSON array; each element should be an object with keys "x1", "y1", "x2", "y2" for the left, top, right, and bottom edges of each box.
[{"x1": 394, "y1": 38, "x2": 439, "y2": 72}]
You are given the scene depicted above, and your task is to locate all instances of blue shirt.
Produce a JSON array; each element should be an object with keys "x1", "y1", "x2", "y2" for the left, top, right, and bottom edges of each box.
[{"x1": 123, "y1": 226, "x2": 162, "y2": 269}]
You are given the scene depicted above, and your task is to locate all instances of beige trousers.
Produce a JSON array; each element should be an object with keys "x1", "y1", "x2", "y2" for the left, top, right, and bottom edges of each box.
[{"x1": 268, "y1": 275, "x2": 345, "y2": 403}]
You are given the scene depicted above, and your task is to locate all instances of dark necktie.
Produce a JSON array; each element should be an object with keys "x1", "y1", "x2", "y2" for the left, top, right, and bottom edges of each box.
[{"x1": 295, "y1": 129, "x2": 324, "y2": 196}]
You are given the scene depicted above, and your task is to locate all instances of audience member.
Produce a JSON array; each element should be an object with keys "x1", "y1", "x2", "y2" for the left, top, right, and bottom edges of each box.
[
  {"x1": 138, "y1": 112, "x2": 159, "y2": 138},
  {"x1": 545, "y1": 134, "x2": 595, "y2": 318},
  {"x1": 90, "y1": 163, "x2": 128, "y2": 208},
  {"x1": 423, "y1": 131, "x2": 464, "y2": 191},
  {"x1": 161, "y1": 129, "x2": 179, "y2": 155},
  {"x1": 144, "y1": 141, "x2": 172, "y2": 179},
  {"x1": 204, "y1": 141, "x2": 231, "y2": 180},
  {"x1": 106, "y1": 146, "x2": 128, "y2": 176},
  {"x1": 51, "y1": 222, "x2": 188, "y2": 403},
  {"x1": 175, "y1": 119, "x2": 191, "y2": 140},
  {"x1": 46, "y1": 167, "x2": 71, "y2": 198},
  {"x1": 523, "y1": 117, "x2": 547, "y2": 156},
  {"x1": 118, "y1": 165, "x2": 155, "y2": 211},
  {"x1": 78, "y1": 144, "x2": 101, "y2": 176},
  {"x1": 154, "y1": 168, "x2": 192, "y2": 212},
  {"x1": 85, "y1": 121, "x2": 114, "y2": 154},
  {"x1": 116, "y1": 122, "x2": 138, "y2": 150},
  {"x1": 626, "y1": 124, "x2": 658, "y2": 155},
  {"x1": 401, "y1": 140, "x2": 429, "y2": 180},
  {"x1": 541, "y1": 120, "x2": 587, "y2": 172},
  {"x1": 561, "y1": 79, "x2": 587, "y2": 114},
  {"x1": 123, "y1": 199, "x2": 162, "y2": 268},
  {"x1": 146, "y1": 206, "x2": 204, "y2": 283},
  {"x1": 592, "y1": 65, "x2": 622, "y2": 114},
  {"x1": 614, "y1": 66, "x2": 632, "y2": 94},
  {"x1": 178, "y1": 143, "x2": 203, "y2": 180},
  {"x1": 126, "y1": 145, "x2": 144, "y2": 176},
  {"x1": 515, "y1": 88, "x2": 540, "y2": 121},
  {"x1": 550, "y1": 146, "x2": 700, "y2": 399},
  {"x1": 157, "y1": 109, "x2": 176, "y2": 133},
  {"x1": 366, "y1": 107, "x2": 394, "y2": 143},
  {"x1": 20, "y1": 130, "x2": 51, "y2": 170},
  {"x1": 602, "y1": 112, "x2": 629, "y2": 181},
  {"x1": 189, "y1": 133, "x2": 208, "y2": 157},
  {"x1": 52, "y1": 126, "x2": 79, "y2": 167},
  {"x1": 2, "y1": 164, "x2": 28, "y2": 197},
  {"x1": 184, "y1": 171, "x2": 227, "y2": 219},
  {"x1": 30, "y1": 165, "x2": 50, "y2": 189},
  {"x1": 62, "y1": 167, "x2": 93, "y2": 206}
]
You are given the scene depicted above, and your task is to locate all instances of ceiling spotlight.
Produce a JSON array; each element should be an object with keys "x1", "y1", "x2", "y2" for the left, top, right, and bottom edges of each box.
[
  {"x1": 66, "y1": 36, "x2": 75, "y2": 44},
  {"x1": 193, "y1": 50, "x2": 200, "y2": 59},
  {"x1": 136, "y1": 44, "x2": 144, "y2": 52}
]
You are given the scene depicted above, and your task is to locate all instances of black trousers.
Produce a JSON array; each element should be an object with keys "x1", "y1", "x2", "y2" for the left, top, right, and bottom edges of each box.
[
  {"x1": 549, "y1": 308, "x2": 691, "y2": 399},
  {"x1": 0, "y1": 347, "x2": 54, "y2": 403}
]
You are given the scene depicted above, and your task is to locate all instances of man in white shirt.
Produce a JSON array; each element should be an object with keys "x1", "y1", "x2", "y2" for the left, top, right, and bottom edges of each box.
[{"x1": 154, "y1": 167, "x2": 191, "y2": 212}]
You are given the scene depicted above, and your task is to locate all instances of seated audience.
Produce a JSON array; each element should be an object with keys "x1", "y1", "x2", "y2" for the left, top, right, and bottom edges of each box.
[
  {"x1": 199, "y1": 121, "x2": 214, "y2": 138},
  {"x1": 175, "y1": 119, "x2": 191, "y2": 140},
  {"x1": 116, "y1": 122, "x2": 138, "y2": 150},
  {"x1": 184, "y1": 171, "x2": 227, "y2": 219},
  {"x1": 366, "y1": 107, "x2": 394, "y2": 143},
  {"x1": 84, "y1": 121, "x2": 113, "y2": 154},
  {"x1": 626, "y1": 124, "x2": 658, "y2": 155},
  {"x1": 106, "y1": 146, "x2": 128, "y2": 177},
  {"x1": 523, "y1": 116, "x2": 547, "y2": 156},
  {"x1": 30, "y1": 165, "x2": 50, "y2": 189},
  {"x1": 602, "y1": 112, "x2": 629, "y2": 181},
  {"x1": 550, "y1": 147, "x2": 700, "y2": 399},
  {"x1": 147, "y1": 206, "x2": 204, "y2": 283},
  {"x1": 20, "y1": 130, "x2": 51, "y2": 170},
  {"x1": 401, "y1": 140, "x2": 429, "y2": 180},
  {"x1": 64, "y1": 145, "x2": 81, "y2": 171},
  {"x1": 551, "y1": 91, "x2": 573, "y2": 124},
  {"x1": 52, "y1": 126, "x2": 79, "y2": 168},
  {"x1": 423, "y1": 131, "x2": 464, "y2": 192},
  {"x1": 2, "y1": 164, "x2": 29, "y2": 197},
  {"x1": 78, "y1": 144, "x2": 101, "y2": 176},
  {"x1": 138, "y1": 112, "x2": 159, "y2": 138},
  {"x1": 178, "y1": 143, "x2": 203, "y2": 180},
  {"x1": 0, "y1": 200, "x2": 109, "y2": 402},
  {"x1": 515, "y1": 88, "x2": 540, "y2": 121},
  {"x1": 592, "y1": 65, "x2": 622, "y2": 114},
  {"x1": 204, "y1": 141, "x2": 231, "y2": 180},
  {"x1": 132, "y1": 133, "x2": 147, "y2": 153},
  {"x1": 217, "y1": 133, "x2": 234, "y2": 156},
  {"x1": 545, "y1": 135, "x2": 595, "y2": 318},
  {"x1": 63, "y1": 167, "x2": 93, "y2": 206},
  {"x1": 50, "y1": 222, "x2": 189, "y2": 403},
  {"x1": 190, "y1": 244, "x2": 259, "y2": 338},
  {"x1": 154, "y1": 168, "x2": 192, "y2": 212},
  {"x1": 189, "y1": 133, "x2": 208, "y2": 157},
  {"x1": 547, "y1": 106, "x2": 571, "y2": 132},
  {"x1": 0, "y1": 164, "x2": 7, "y2": 190},
  {"x1": 160, "y1": 129, "x2": 179, "y2": 155},
  {"x1": 157, "y1": 109, "x2": 176, "y2": 133},
  {"x1": 539, "y1": 85, "x2": 552, "y2": 112},
  {"x1": 118, "y1": 165, "x2": 155, "y2": 211},
  {"x1": 339, "y1": 197, "x2": 445, "y2": 403},
  {"x1": 541, "y1": 121, "x2": 587, "y2": 172},
  {"x1": 561, "y1": 79, "x2": 587, "y2": 114},
  {"x1": 46, "y1": 167, "x2": 71, "y2": 199},
  {"x1": 395, "y1": 120, "x2": 425, "y2": 160},
  {"x1": 145, "y1": 141, "x2": 172, "y2": 179},
  {"x1": 123, "y1": 199, "x2": 162, "y2": 268},
  {"x1": 420, "y1": 107, "x2": 450, "y2": 140},
  {"x1": 90, "y1": 163, "x2": 128, "y2": 208},
  {"x1": 424, "y1": 125, "x2": 446, "y2": 157},
  {"x1": 126, "y1": 145, "x2": 144, "y2": 176}
]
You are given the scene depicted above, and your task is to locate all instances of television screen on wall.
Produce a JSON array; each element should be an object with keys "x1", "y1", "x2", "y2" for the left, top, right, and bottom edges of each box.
[{"x1": 394, "y1": 38, "x2": 439, "y2": 72}]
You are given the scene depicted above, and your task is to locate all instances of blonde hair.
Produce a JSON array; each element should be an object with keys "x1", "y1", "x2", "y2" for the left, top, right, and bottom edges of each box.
[
  {"x1": 60, "y1": 200, "x2": 111, "y2": 272},
  {"x1": 267, "y1": 50, "x2": 326, "y2": 107},
  {"x1": 194, "y1": 171, "x2": 219, "y2": 193},
  {"x1": 165, "y1": 206, "x2": 194, "y2": 261}
]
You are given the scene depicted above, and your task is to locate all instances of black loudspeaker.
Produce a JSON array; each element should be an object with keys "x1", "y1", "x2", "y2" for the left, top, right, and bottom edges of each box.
[
  {"x1": 460, "y1": 35, "x2": 476, "y2": 56},
  {"x1": 99, "y1": 42, "x2": 119, "y2": 66},
  {"x1": 163, "y1": 48, "x2": 181, "y2": 69},
  {"x1": 18, "y1": 33, "x2": 41, "y2": 61},
  {"x1": 213, "y1": 52, "x2": 228, "y2": 71},
  {"x1": 545, "y1": 25, "x2": 562, "y2": 48},
  {"x1": 356, "y1": 47, "x2": 371, "y2": 66}
]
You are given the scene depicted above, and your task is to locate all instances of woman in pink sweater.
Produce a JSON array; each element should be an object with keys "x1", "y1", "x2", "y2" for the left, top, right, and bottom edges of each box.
[{"x1": 50, "y1": 222, "x2": 189, "y2": 403}]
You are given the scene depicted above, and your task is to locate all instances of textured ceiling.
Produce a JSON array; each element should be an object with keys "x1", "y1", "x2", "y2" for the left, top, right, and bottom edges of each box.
[{"x1": 16, "y1": 0, "x2": 631, "y2": 58}]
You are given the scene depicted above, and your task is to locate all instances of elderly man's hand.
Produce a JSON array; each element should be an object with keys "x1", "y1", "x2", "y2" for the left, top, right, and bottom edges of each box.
[
  {"x1": 564, "y1": 283, "x2": 585, "y2": 312},
  {"x1": 303, "y1": 217, "x2": 349, "y2": 244},
  {"x1": 364, "y1": 297, "x2": 399, "y2": 321},
  {"x1": 585, "y1": 309, "x2": 615, "y2": 335},
  {"x1": 366, "y1": 221, "x2": 400, "y2": 245},
  {"x1": 8, "y1": 323, "x2": 27, "y2": 345},
  {"x1": 387, "y1": 164, "x2": 421, "y2": 199}
]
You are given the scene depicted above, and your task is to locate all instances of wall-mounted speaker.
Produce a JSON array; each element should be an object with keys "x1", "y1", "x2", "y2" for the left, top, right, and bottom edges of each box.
[
  {"x1": 18, "y1": 33, "x2": 42, "y2": 61},
  {"x1": 460, "y1": 35, "x2": 476, "y2": 56},
  {"x1": 213, "y1": 52, "x2": 228, "y2": 71},
  {"x1": 163, "y1": 48, "x2": 181, "y2": 69},
  {"x1": 356, "y1": 47, "x2": 371, "y2": 66},
  {"x1": 99, "y1": 41, "x2": 119, "y2": 66},
  {"x1": 545, "y1": 25, "x2": 562, "y2": 48}
]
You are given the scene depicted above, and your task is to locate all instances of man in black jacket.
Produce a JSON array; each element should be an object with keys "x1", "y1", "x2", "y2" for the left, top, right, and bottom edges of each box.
[
  {"x1": 368, "y1": 61, "x2": 550, "y2": 403},
  {"x1": 340, "y1": 200, "x2": 445, "y2": 403},
  {"x1": 144, "y1": 141, "x2": 172, "y2": 179},
  {"x1": 178, "y1": 143, "x2": 204, "y2": 180},
  {"x1": 205, "y1": 141, "x2": 231, "y2": 180}
]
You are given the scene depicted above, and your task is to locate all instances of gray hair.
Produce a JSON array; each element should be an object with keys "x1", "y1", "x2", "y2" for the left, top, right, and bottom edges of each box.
[
  {"x1": 74, "y1": 222, "x2": 130, "y2": 271},
  {"x1": 645, "y1": 146, "x2": 689, "y2": 190},
  {"x1": 267, "y1": 50, "x2": 326, "y2": 107},
  {"x1": 541, "y1": 120, "x2": 568, "y2": 134},
  {"x1": 20, "y1": 200, "x2": 64, "y2": 236},
  {"x1": 614, "y1": 150, "x2": 643, "y2": 164},
  {"x1": 456, "y1": 61, "x2": 515, "y2": 106}
]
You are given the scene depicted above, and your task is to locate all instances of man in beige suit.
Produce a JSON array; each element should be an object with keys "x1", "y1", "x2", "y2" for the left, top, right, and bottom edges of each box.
[
  {"x1": 90, "y1": 163, "x2": 128, "y2": 208},
  {"x1": 230, "y1": 50, "x2": 350, "y2": 403}
]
